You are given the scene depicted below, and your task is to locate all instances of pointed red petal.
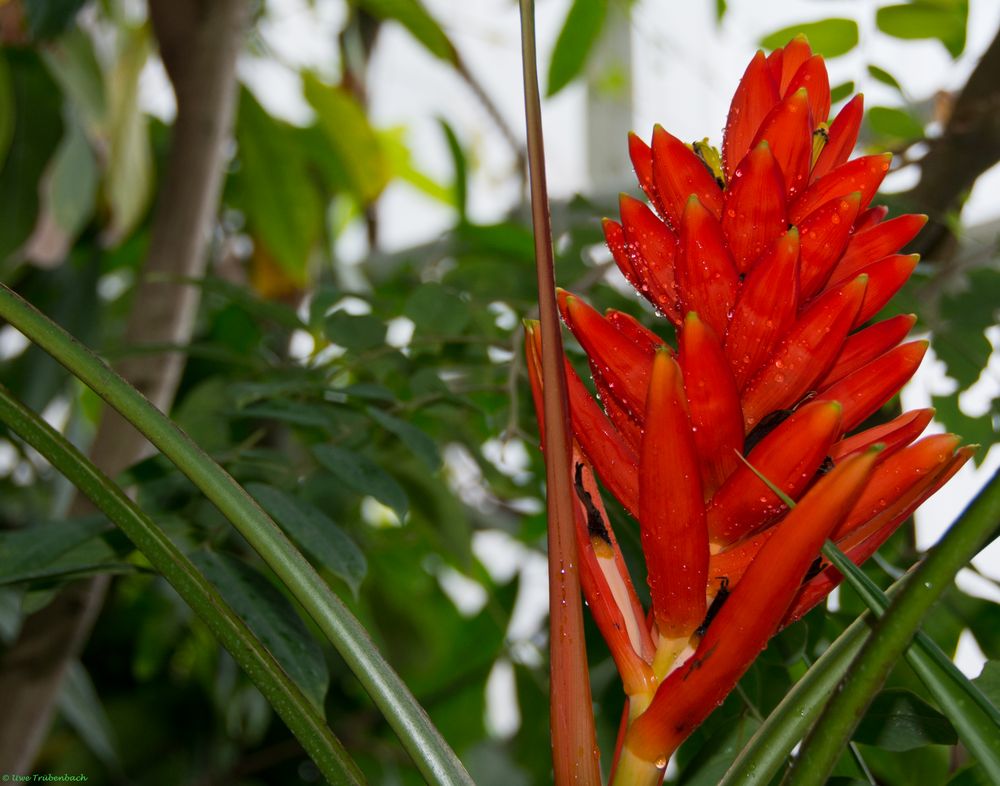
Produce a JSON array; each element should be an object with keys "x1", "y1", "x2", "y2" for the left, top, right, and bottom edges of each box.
[
  {"x1": 725, "y1": 230, "x2": 800, "y2": 389},
  {"x1": 573, "y1": 458, "x2": 655, "y2": 694},
  {"x1": 651, "y1": 125, "x2": 724, "y2": 229},
  {"x1": 854, "y1": 204, "x2": 889, "y2": 232},
  {"x1": 777, "y1": 35, "x2": 813, "y2": 94},
  {"x1": 784, "y1": 445, "x2": 970, "y2": 626},
  {"x1": 628, "y1": 132, "x2": 664, "y2": 215},
  {"x1": 627, "y1": 448, "x2": 879, "y2": 762},
  {"x1": 677, "y1": 196, "x2": 740, "y2": 338},
  {"x1": 619, "y1": 194, "x2": 682, "y2": 321},
  {"x1": 679, "y1": 313, "x2": 745, "y2": 494},
  {"x1": 722, "y1": 141, "x2": 788, "y2": 272},
  {"x1": 830, "y1": 407, "x2": 934, "y2": 462},
  {"x1": 827, "y1": 254, "x2": 919, "y2": 328},
  {"x1": 832, "y1": 434, "x2": 962, "y2": 544},
  {"x1": 811, "y1": 94, "x2": 864, "y2": 181},
  {"x1": 741, "y1": 276, "x2": 866, "y2": 429},
  {"x1": 817, "y1": 340, "x2": 928, "y2": 432},
  {"x1": 832, "y1": 214, "x2": 927, "y2": 283},
  {"x1": 786, "y1": 55, "x2": 831, "y2": 125},
  {"x1": 798, "y1": 192, "x2": 862, "y2": 298},
  {"x1": 559, "y1": 290, "x2": 653, "y2": 419},
  {"x1": 708, "y1": 400, "x2": 843, "y2": 544},
  {"x1": 818, "y1": 313, "x2": 917, "y2": 388},
  {"x1": 604, "y1": 217, "x2": 680, "y2": 324},
  {"x1": 708, "y1": 529, "x2": 774, "y2": 587},
  {"x1": 790, "y1": 154, "x2": 892, "y2": 225},
  {"x1": 640, "y1": 351, "x2": 709, "y2": 638},
  {"x1": 752, "y1": 88, "x2": 813, "y2": 197},
  {"x1": 589, "y1": 364, "x2": 643, "y2": 452},
  {"x1": 723, "y1": 50, "x2": 781, "y2": 180},
  {"x1": 766, "y1": 48, "x2": 783, "y2": 86},
  {"x1": 605, "y1": 309, "x2": 668, "y2": 354}
]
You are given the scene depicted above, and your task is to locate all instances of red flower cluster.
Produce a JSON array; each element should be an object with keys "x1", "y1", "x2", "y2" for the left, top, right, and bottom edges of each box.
[{"x1": 525, "y1": 36, "x2": 971, "y2": 776}]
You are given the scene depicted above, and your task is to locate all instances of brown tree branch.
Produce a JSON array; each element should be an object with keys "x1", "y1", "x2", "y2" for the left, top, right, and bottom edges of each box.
[
  {"x1": 906, "y1": 26, "x2": 1000, "y2": 261},
  {"x1": 0, "y1": 0, "x2": 248, "y2": 771}
]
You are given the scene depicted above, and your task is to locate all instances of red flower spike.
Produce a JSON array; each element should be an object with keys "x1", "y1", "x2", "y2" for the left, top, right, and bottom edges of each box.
[
  {"x1": 722, "y1": 141, "x2": 788, "y2": 272},
  {"x1": 830, "y1": 407, "x2": 935, "y2": 463},
  {"x1": 741, "y1": 275, "x2": 866, "y2": 430},
  {"x1": 651, "y1": 125, "x2": 724, "y2": 228},
  {"x1": 590, "y1": 364, "x2": 644, "y2": 451},
  {"x1": 628, "y1": 132, "x2": 664, "y2": 216},
  {"x1": 790, "y1": 153, "x2": 892, "y2": 224},
  {"x1": 677, "y1": 195, "x2": 740, "y2": 338},
  {"x1": 558, "y1": 290, "x2": 653, "y2": 418},
  {"x1": 707, "y1": 400, "x2": 843, "y2": 545},
  {"x1": 854, "y1": 204, "x2": 889, "y2": 232},
  {"x1": 678, "y1": 313, "x2": 745, "y2": 495},
  {"x1": 604, "y1": 218, "x2": 680, "y2": 323},
  {"x1": 797, "y1": 192, "x2": 861, "y2": 298},
  {"x1": 818, "y1": 313, "x2": 917, "y2": 388},
  {"x1": 723, "y1": 51, "x2": 781, "y2": 180},
  {"x1": 832, "y1": 214, "x2": 928, "y2": 283},
  {"x1": 832, "y1": 434, "x2": 961, "y2": 543},
  {"x1": 626, "y1": 449, "x2": 880, "y2": 763},
  {"x1": 725, "y1": 229, "x2": 801, "y2": 389},
  {"x1": 619, "y1": 194, "x2": 682, "y2": 321},
  {"x1": 824, "y1": 254, "x2": 919, "y2": 328},
  {"x1": 752, "y1": 88, "x2": 813, "y2": 197},
  {"x1": 776, "y1": 35, "x2": 813, "y2": 94},
  {"x1": 811, "y1": 94, "x2": 864, "y2": 182},
  {"x1": 766, "y1": 48, "x2": 784, "y2": 87},
  {"x1": 605, "y1": 309, "x2": 668, "y2": 354},
  {"x1": 786, "y1": 55, "x2": 831, "y2": 125},
  {"x1": 572, "y1": 458, "x2": 656, "y2": 695},
  {"x1": 640, "y1": 350, "x2": 709, "y2": 638},
  {"x1": 817, "y1": 340, "x2": 928, "y2": 433}
]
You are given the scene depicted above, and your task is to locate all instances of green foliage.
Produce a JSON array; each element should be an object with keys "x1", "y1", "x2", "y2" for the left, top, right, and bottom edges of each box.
[
  {"x1": 853, "y1": 689, "x2": 957, "y2": 751},
  {"x1": 867, "y1": 106, "x2": 925, "y2": 142},
  {"x1": 761, "y1": 19, "x2": 859, "y2": 58},
  {"x1": 23, "y1": 0, "x2": 88, "y2": 40},
  {"x1": 877, "y1": 1, "x2": 969, "y2": 58},
  {"x1": 547, "y1": 0, "x2": 608, "y2": 97},
  {"x1": 355, "y1": 0, "x2": 456, "y2": 63}
]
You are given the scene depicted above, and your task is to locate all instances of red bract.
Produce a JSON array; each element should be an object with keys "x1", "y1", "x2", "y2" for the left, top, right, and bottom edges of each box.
[{"x1": 525, "y1": 36, "x2": 971, "y2": 777}]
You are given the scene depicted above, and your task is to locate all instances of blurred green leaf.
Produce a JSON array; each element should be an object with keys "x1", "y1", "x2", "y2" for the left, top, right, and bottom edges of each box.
[
  {"x1": 47, "y1": 118, "x2": 98, "y2": 238},
  {"x1": 191, "y1": 550, "x2": 330, "y2": 711},
  {"x1": 853, "y1": 689, "x2": 957, "y2": 751},
  {"x1": 23, "y1": 0, "x2": 87, "y2": 40},
  {"x1": 313, "y1": 444, "x2": 408, "y2": 522},
  {"x1": 830, "y1": 81, "x2": 855, "y2": 104},
  {"x1": 0, "y1": 55, "x2": 13, "y2": 171},
  {"x1": 439, "y1": 118, "x2": 467, "y2": 221},
  {"x1": 761, "y1": 19, "x2": 859, "y2": 58},
  {"x1": 380, "y1": 126, "x2": 452, "y2": 205},
  {"x1": 235, "y1": 90, "x2": 322, "y2": 283},
  {"x1": 57, "y1": 660, "x2": 123, "y2": 773},
  {"x1": 324, "y1": 311, "x2": 386, "y2": 351},
  {"x1": 367, "y1": 407, "x2": 441, "y2": 471},
  {"x1": 973, "y1": 661, "x2": 1000, "y2": 708},
  {"x1": 867, "y1": 106, "x2": 925, "y2": 141},
  {"x1": 0, "y1": 51, "x2": 63, "y2": 260},
  {"x1": 404, "y1": 283, "x2": 470, "y2": 337},
  {"x1": 104, "y1": 24, "x2": 152, "y2": 244},
  {"x1": 356, "y1": 0, "x2": 455, "y2": 63},
  {"x1": 41, "y1": 27, "x2": 107, "y2": 137},
  {"x1": 246, "y1": 483, "x2": 367, "y2": 596},
  {"x1": 547, "y1": 0, "x2": 607, "y2": 97},
  {"x1": 0, "y1": 516, "x2": 112, "y2": 585},
  {"x1": 868, "y1": 65, "x2": 904, "y2": 92},
  {"x1": 303, "y1": 72, "x2": 389, "y2": 204},
  {"x1": 877, "y1": 2, "x2": 968, "y2": 58}
]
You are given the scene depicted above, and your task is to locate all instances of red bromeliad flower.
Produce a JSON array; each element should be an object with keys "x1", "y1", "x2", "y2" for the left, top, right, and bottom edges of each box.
[{"x1": 524, "y1": 36, "x2": 973, "y2": 784}]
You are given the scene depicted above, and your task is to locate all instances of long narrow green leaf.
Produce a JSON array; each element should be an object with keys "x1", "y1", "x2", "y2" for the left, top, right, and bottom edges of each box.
[
  {"x1": 823, "y1": 541, "x2": 1000, "y2": 780},
  {"x1": 786, "y1": 469, "x2": 1000, "y2": 785},
  {"x1": 0, "y1": 383, "x2": 363, "y2": 786},
  {"x1": 0, "y1": 284, "x2": 474, "y2": 786}
]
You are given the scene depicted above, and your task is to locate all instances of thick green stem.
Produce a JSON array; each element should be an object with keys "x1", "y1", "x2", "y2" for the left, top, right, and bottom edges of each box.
[
  {"x1": 785, "y1": 470, "x2": 1000, "y2": 785},
  {"x1": 0, "y1": 383, "x2": 363, "y2": 785},
  {"x1": 0, "y1": 284, "x2": 472, "y2": 786},
  {"x1": 518, "y1": 1, "x2": 602, "y2": 784}
]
